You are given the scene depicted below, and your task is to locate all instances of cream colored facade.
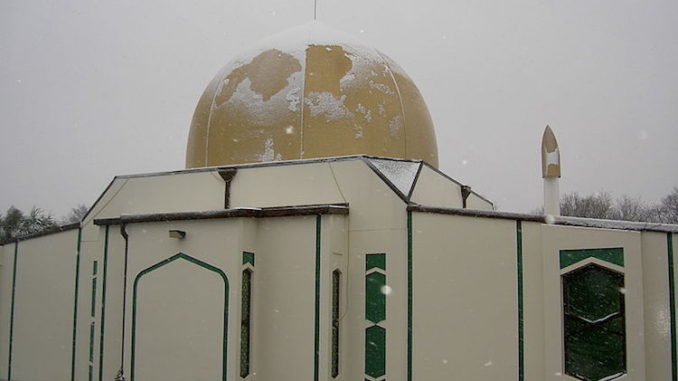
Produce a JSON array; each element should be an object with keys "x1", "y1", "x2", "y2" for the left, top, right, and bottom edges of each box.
[
  {"x1": 0, "y1": 156, "x2": 676, "y2": 381},
  {"x1": 2, "y1": 21, "x2": 677, "y2": 381}
]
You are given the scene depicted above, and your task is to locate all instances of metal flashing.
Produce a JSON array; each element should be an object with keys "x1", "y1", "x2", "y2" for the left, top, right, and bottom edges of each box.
[
  {"x1": 418, "y1": 161, "x2": 494, "y2": 207},
  {"x1": 117, "y1": 155, "x2": 423, "y2": 180},
  {"x1": 406, "y1": 163, "x2": 424, "y2": 200},
  {"x1": 93, "y1": 204, "x2": 349, "y2": 226},
  {"x1": 408, "y1": 205, "x2": 678, "y2": 233}
]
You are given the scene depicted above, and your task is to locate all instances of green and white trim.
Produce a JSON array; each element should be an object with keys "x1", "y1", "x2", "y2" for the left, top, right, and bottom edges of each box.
[{"x1": 365, "y1": 253, "x2": 386, "y2": 381}]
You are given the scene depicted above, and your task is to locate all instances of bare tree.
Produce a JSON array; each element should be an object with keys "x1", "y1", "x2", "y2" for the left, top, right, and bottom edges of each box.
[
  {"x1": 560, "y1": 192, "x2": 615, "y2": 219},
  {"x1": 62, "y1": 204, "x2": 89, "y2": 224},
  {"x1": 657, "y1": 187, "x2": 678, "y2": 224},
  {"x1": 611, "y1": 195, "x2": 654, "y2": 222}
]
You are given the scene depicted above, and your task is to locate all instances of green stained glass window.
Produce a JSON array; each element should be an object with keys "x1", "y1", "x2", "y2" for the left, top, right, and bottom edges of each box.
[
  {"x1": 365, "y1": 325, "x2": 386, "y2": 379},
  {"x1": 240, "y1": 269, "x2": 252, "y2": 378},
  {"x1": 366, "y1": 272, "x2": 386, "y2": 324},
  {"x1": 563, "y1": 264, "x2": 625, "y2": 381}
]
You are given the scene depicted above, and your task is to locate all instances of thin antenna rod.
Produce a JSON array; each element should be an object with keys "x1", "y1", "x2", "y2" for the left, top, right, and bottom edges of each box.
[{"x1": 314, "y1": 0, "x2": 317, "y2": 20}]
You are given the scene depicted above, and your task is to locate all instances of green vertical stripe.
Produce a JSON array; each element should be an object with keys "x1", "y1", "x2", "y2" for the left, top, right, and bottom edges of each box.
[
  {"x1": 407, "y1": 211, "x2": 413, "y2": 381},
  {"x1": 365, "y1": 325, "x2": 386, "y2": 378},
  {"x1": 365, "y1": 271, "x2": 386, "y2": 324},
  {"x1": 8, "y1": 242, "x2": 19, "y2": 380},
  {"x1": 71, "y1": 228, "x2": 82, "y2": 381},
  {"x1": 91, "y1": 261, "x2": 98, "y2": 317},
  {"x1": 516, "y1": 221, "x2": 524, "y2": 381},
  {"x1": 669, "y1": 233, "x2": 677, "y2": 381},
  {"x1": 89, "y1": 322, "x2": 95, "y2": 363},
  {"x1": 365, "y1": 253, "x2": 387, "y2": 379},
  {"x1": 99, "y1": 226, "x2": 109, "y2": 381},
  {"x1": 89, "y1": 258, "x2": 98, "y2": 381},
  {"x1": 314, "y1": 215, "x2": 321, "y2": 381}
]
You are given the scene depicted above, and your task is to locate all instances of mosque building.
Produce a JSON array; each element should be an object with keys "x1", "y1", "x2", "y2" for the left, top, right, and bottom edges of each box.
[{"x1": 0, "y1": 22, "x2": 676, "y2": 381}]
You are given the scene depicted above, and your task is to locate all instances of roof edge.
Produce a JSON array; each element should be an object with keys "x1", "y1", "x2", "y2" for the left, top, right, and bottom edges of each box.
[
  {"x1": 93, "y1": 203, "x2": 349, "y2": 226},
  {"x1": 408, "y1": 204, "x2": 678, "y2": 233}
]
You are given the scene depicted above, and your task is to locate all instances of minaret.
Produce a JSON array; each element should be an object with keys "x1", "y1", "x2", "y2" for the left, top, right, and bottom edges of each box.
[{"x1": 541, "y1": 125, "x2": 561, "y2": 216}]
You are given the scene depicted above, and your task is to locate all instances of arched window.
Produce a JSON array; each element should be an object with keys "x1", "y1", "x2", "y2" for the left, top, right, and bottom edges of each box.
[{"x1": 562, "y1": 264, "x2": 625, "y2": 381}]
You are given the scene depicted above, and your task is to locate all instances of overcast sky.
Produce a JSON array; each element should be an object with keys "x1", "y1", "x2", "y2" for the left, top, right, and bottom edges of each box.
[{"x1": 1, "y1": 0, "x2": 677, "y2": 218}]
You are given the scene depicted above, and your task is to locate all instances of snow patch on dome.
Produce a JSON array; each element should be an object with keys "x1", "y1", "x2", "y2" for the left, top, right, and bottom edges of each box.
[
  {"x1": 369, "y1": 80, "x2": 394, "y2": 95},
  {"x1": 219, "y1": 71, "x2": 304, "y2": 127},
  {"x1": 356, "y1": 104, "x2": 372, "y2": 122},
  {"x1": 389, "y1": 116, "x2": 402, "y2": 137},
  {"x1": 286, "y1": 87, "x2": 301, "y2": 112},
  {"x1": 259, "y1": 138, "x2": 280, "y2": 162},
  {"x1": 304, "y1": 92, "x2": 353, "y2": 121},
  {"x1": 353, "y1": 124, "x2": 364, "y2": 139}
]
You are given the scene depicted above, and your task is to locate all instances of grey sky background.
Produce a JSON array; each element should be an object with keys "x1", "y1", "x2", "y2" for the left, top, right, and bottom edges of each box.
[{"x1": 1, "y1": 0, "x2": 677, "y2": 218}]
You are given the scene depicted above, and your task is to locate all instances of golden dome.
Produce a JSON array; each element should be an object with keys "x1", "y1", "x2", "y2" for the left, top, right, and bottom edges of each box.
[{"x1": 186, "y1": 22, "x2": 438, "y2": 168}]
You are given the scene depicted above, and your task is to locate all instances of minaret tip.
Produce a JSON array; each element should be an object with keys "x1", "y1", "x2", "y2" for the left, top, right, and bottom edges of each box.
[{"x1": 541, "y1": 125, "x2": 561, "y2": 178}]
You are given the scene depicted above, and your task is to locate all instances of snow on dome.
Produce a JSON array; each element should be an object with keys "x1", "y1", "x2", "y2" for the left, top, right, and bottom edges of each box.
[{"x1": 186, "y1": 21, "x2": 438, "y2": 168}]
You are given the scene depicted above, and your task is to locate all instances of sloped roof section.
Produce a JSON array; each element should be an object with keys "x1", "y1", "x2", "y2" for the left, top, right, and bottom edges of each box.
[{"x1": 367, "y1": 158, "x2": 421, "y2": 199}]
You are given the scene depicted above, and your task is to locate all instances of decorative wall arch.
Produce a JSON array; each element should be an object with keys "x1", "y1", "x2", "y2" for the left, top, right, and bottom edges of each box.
[{"x1": 130, "y1": 253, "x2": 229, "y2": 381}]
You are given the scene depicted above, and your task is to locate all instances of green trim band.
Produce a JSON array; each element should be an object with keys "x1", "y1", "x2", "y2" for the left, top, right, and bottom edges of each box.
[
  {"x1": 8, "y1": 242, "x2": 19, "y2": 380},
  {"x1": 314, "y1": 215, "x2": 321, "y2": 381},
  {"x1": 71, "y1": 228, "x2": 82, "y2": 381},
  {"x1": 560, "y1": 247, "x2": 624, "y2": 269},
  {"x1": 668, "y1": 233, "x2": 676, "y2": 381},
  {"x1": 366, "y1": 254, "x2": 386, "y2": 325},
  {"x1": 130, "y1": 253, "x2": 229, "y2": 381},
  {"x1": 516, "y1": 221, "x2": 524, "y2": 381},
  {"x1": 365, "y1": 325, "x2": 386, "y2": 379},
  {"x1": 90, "y1": 261, "x2": 98, "y2": 317},
  {"x1": 365, "y1": 253, "x2": 387, "y2": 379},
  {"x1": 99, "y1": 226, "x2": 109, "y2": 381},
  {"x1": 243, "y1": 251, "x2": 255, "y2": 266},
  {"x1": 89, "y1": 322, "x2": 95, "y2": 363},
  {"x1": 89, "y1": 259, "x2": 98, "y2": 381},
  {"x1": 407, "y1": 211, "x2": 413, "y2": 381},
  {"x1": 366, "y1": 253, "x2": 386, "y2": 271}
]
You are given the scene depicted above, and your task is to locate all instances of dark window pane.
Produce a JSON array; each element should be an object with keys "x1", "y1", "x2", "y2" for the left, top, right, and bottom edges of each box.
[
  {"x1": 365, "y1": 325, "x2": 386, "y2": 378},
  {"x1": 366, "y1": 272, "x2": 386, "y2": 324},
  {"x1": 240, "y1": 269, "x2": 252, "y2": 378},
  {"x1": 331, "y1": 270, "x2": 340, "y2": 378},
  {"x1": 563, "y1": 264, "x2": 625, "y2": 381}
]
